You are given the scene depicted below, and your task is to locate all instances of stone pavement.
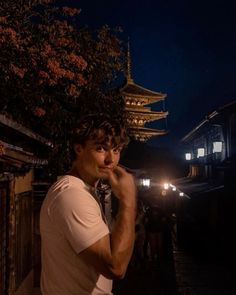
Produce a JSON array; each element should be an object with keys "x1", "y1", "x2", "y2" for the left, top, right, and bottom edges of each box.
[
  {"x1": 113, "y1": 226, "x2": 236, "y2": 295},
  {"x1": 173, "y1": 249, "x2": 235, "y2": 295}
]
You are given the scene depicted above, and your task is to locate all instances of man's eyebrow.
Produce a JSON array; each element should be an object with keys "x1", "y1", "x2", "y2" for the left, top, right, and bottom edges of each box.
[
  {"x1": 93, "y1": 141, "x2": 123, "y2": 148},
  {"x1": 94, "y1": 140, "x2": 107, "y2": 145},
  {"x1": 114, "y1": 144, "x2": 123, "y2": 148}
]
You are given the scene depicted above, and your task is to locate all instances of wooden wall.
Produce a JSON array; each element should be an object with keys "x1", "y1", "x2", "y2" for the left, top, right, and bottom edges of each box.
[{"x1": 0, "y1": 170, "x2": 34, "y2": 295}]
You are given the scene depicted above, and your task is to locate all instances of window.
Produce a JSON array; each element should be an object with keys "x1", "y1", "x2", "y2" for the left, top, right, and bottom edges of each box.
[
  {"x1": 213, "y1": 141, "x2": 222, "y2": 153},
  {"x1": 197, "y1": 148, "x2": 205, "y2": 158},
  {"x1": 185, "y1": 153, "x2": 192, "y2": 160}
]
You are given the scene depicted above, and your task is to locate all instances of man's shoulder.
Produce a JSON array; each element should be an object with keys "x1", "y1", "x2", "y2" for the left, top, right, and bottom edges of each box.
[
  {"x1": 53, "y1": 175, "x2": 85, "y2": 189},
  {"x1": 46, "y1": 175, "x2": 87, "y2": 199},
  {"x1": 43, "y1": 175, "x2": 94, "y2": 212}
]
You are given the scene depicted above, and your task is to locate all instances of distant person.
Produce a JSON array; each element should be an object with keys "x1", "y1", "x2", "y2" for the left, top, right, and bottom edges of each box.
[
  {"x1": 40, "y1": 114, "x2": 137, "y2": 295},
  {"x1": 144, "y1": 206, "x2": 166, "y2": 265},
  {"x1": 131, "y1": 200, "x2": 146, "y2": 270}
]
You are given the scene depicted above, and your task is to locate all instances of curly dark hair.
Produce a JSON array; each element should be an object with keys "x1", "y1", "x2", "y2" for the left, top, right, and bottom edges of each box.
[{"x1": 70, "y1": 113, "x2": 129, "y2": 161}]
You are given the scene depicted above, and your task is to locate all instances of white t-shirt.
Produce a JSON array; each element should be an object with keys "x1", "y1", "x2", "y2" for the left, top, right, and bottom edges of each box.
[{"x1": 40, "y1": 175, "x2": 112, "y2": 295}]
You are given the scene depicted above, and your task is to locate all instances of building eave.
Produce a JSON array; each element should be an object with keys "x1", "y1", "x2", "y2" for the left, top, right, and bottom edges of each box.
[
  {"x1": 128, "y1": 127, "x2": 168, "y2": 141},
  {"x1": 181, "y1": 100, "x2": 236, "y2": 143},
  {"x1": 127, "y1": 109, "x2": 168, "y2": 117},
  {"x1": 0, "y1": 113, "x2": 53, "y2": 147},
  {"x1": 0, "y1": 140, "x2": 48, "y2": 167},
  {"x1": 121, "y1": 81, "x2": 166, "y2": 103}
]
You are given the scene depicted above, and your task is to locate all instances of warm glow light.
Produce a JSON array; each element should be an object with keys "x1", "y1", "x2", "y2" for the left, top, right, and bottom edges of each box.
[
  {"x1": 213, "y1": 141, "x2": 222, "y2": 153},
  {"x1": 141, "y1": 179, "x2": 150, "y2": 187},
  {"x1": 163, "y1": 183, "x2": 169, "y2": 190},
  {"x1": 185, "y1": 153, "x2": 192, "y2": 160},
  {"x1": 172, "y1": 186, "x2": 176, "y2": 191},
  {"x1": 179, "y1": 192, "x2": 184, "y2": 196},
  {"x1": 197, "y1": 148, "x2": 205, "y2": 158}
]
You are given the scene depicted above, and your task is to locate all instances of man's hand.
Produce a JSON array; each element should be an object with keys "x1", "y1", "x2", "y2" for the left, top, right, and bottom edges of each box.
[{"x1": 107, "y1": 166, "x2": 136, "y2": 208}]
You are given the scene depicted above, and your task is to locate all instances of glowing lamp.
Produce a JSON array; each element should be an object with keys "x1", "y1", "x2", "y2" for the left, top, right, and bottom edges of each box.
[
  {"x1": 141, "y1": 179, "x2": 150, "y2": 187},
  {"x1": 197, "y1": 148, "x2": 205, "y2": 158},
  {"x1": 213, "y1": 141, "x2": 222, "y2": 153},
  {"x1": 185, "y1": 153, "x2": 192, "y2": 160},
  {"x1": 163, "y1": 183, "x2": 169, "y2": 190}
]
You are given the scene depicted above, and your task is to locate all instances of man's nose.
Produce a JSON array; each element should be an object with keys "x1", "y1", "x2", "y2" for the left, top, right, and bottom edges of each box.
[{"x1": 104, "y1": 150, "x2": 114, "y2": 165}]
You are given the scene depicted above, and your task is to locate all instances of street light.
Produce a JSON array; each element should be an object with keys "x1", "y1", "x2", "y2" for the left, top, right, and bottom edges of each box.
[
  {"x1": 141, "y1": 178, "x2": 150, "y2": 188},
  {"x1": 163, "y1": 183, "x2": 169, "y2": 190}
]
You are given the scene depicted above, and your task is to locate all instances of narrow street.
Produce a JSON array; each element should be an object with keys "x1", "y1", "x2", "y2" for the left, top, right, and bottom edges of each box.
[{"x1": 113, "y1": 228, "x2": 236, "y2": 295}]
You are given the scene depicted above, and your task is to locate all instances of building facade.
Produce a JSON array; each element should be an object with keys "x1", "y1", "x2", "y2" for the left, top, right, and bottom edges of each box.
[
  {"x1": 0, "y1": 113, "x2": 51, "y2": 295},
  {"x1": 181, "y1": 100, "x2": 236, "y2": 182},
  {"x1": 175, "y1": 101, "x2": 236, "y2": 258}
]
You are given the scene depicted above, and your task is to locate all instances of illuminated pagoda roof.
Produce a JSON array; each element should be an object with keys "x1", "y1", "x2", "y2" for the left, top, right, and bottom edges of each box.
[
  {"x1": 121, "y1": 80, "x2": 166, "y2": 105},
  {"x1": 127, "y1": 109, "x2": 168, "y2": 124},
  {"x1": 128, "y1": 127, "x2": 167, "y2": 142},
  {"x1": 120, "y1": 41, "x2": 168, "y2": 141}
]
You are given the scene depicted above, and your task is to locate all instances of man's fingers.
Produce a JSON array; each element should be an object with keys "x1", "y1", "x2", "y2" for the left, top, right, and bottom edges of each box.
[
  {"x1": 106, "y1": 169, "x2": 118, "y2": 186},
  {"x1": 107, "y1": 166, "x2": 127, "y2": 186},
  {"x1": 113, "y1": 165, "x2": 126, "y2": 176}
]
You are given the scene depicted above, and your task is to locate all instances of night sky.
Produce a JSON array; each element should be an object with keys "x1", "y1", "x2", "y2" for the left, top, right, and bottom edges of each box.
[{"x1": 64, "y1": 0, "x2": 236, "y2": 150}]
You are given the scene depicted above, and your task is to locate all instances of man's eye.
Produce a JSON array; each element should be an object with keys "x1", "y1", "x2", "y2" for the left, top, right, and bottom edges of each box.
[
  {"x1": 113, "y1": 147, "x2": 122, "y2": 154},
  {"x1": 96, "y1": 146, "x2": 105, "y2": 152}
]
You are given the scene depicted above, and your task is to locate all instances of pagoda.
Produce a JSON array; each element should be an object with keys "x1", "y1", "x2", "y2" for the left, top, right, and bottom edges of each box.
[{"x1": 120, "y1": 43, "x2": 168, "y2": 141}]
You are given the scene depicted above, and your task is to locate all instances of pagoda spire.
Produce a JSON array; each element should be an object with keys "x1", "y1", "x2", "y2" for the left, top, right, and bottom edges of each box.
[{"x1": 127, "y1": 39, "x2": 134, "y2": 83}]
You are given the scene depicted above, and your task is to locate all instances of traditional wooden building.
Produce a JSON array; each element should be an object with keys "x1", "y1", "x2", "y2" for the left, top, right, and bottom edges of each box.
[
  {"x1": 175, "y1": 101, "x2": 236, "y2": 260},
  {"x1": 0, "y1": 113, "x2": 51, "y2": 295},
  {"x1": 181, "y1": 100, "x2": 236, "y2": 181},
  {"x1": 120, "y1": 44, "x2": 168, "y2": 141}
]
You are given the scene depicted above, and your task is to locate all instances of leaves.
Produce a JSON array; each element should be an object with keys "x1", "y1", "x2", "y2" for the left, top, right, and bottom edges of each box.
[{"x1": 0, "y1": 0, "x2": 126, "y2": 176}]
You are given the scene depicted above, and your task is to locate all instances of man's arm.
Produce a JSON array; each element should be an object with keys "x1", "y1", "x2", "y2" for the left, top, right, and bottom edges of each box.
[{"x1": 79, "y1": 166, "x2": 136, "y2": 279}]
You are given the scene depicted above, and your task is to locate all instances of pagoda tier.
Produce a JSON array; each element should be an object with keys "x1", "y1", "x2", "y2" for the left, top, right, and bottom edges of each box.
[
  {"x1": 127, "y1": 109, "x2": 168, "y2": 127},
  {"x1": 121, "y1": 80, "x2": 166, "y2": 106},
  {"x1": 128, "y1": 127, "x2": 167, "y2": 142}
]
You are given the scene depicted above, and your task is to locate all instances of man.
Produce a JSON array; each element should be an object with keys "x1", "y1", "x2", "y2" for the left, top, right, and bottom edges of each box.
[{"x1": 40, "y1": 114, "x2": 137, "y2": 295}]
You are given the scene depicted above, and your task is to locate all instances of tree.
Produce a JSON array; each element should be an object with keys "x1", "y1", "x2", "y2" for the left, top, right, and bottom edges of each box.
[{"x1": 0, "y1": 0, "x2": 126, "y2": 176}]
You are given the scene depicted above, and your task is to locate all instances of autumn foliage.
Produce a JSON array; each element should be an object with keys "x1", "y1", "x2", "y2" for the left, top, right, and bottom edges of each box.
[{"x1": 0, "y1": 0, "x2": 126, "y2": 174}]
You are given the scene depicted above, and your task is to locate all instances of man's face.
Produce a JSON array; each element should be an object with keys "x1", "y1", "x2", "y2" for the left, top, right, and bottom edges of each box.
[{"x1": 75, "y1": 137, "x2": 123, "y2": 186}]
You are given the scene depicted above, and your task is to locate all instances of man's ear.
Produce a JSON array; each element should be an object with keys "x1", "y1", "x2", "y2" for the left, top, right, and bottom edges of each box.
[{"x1": 74, "y1": 144, "x2": 83, "y2": 156}]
